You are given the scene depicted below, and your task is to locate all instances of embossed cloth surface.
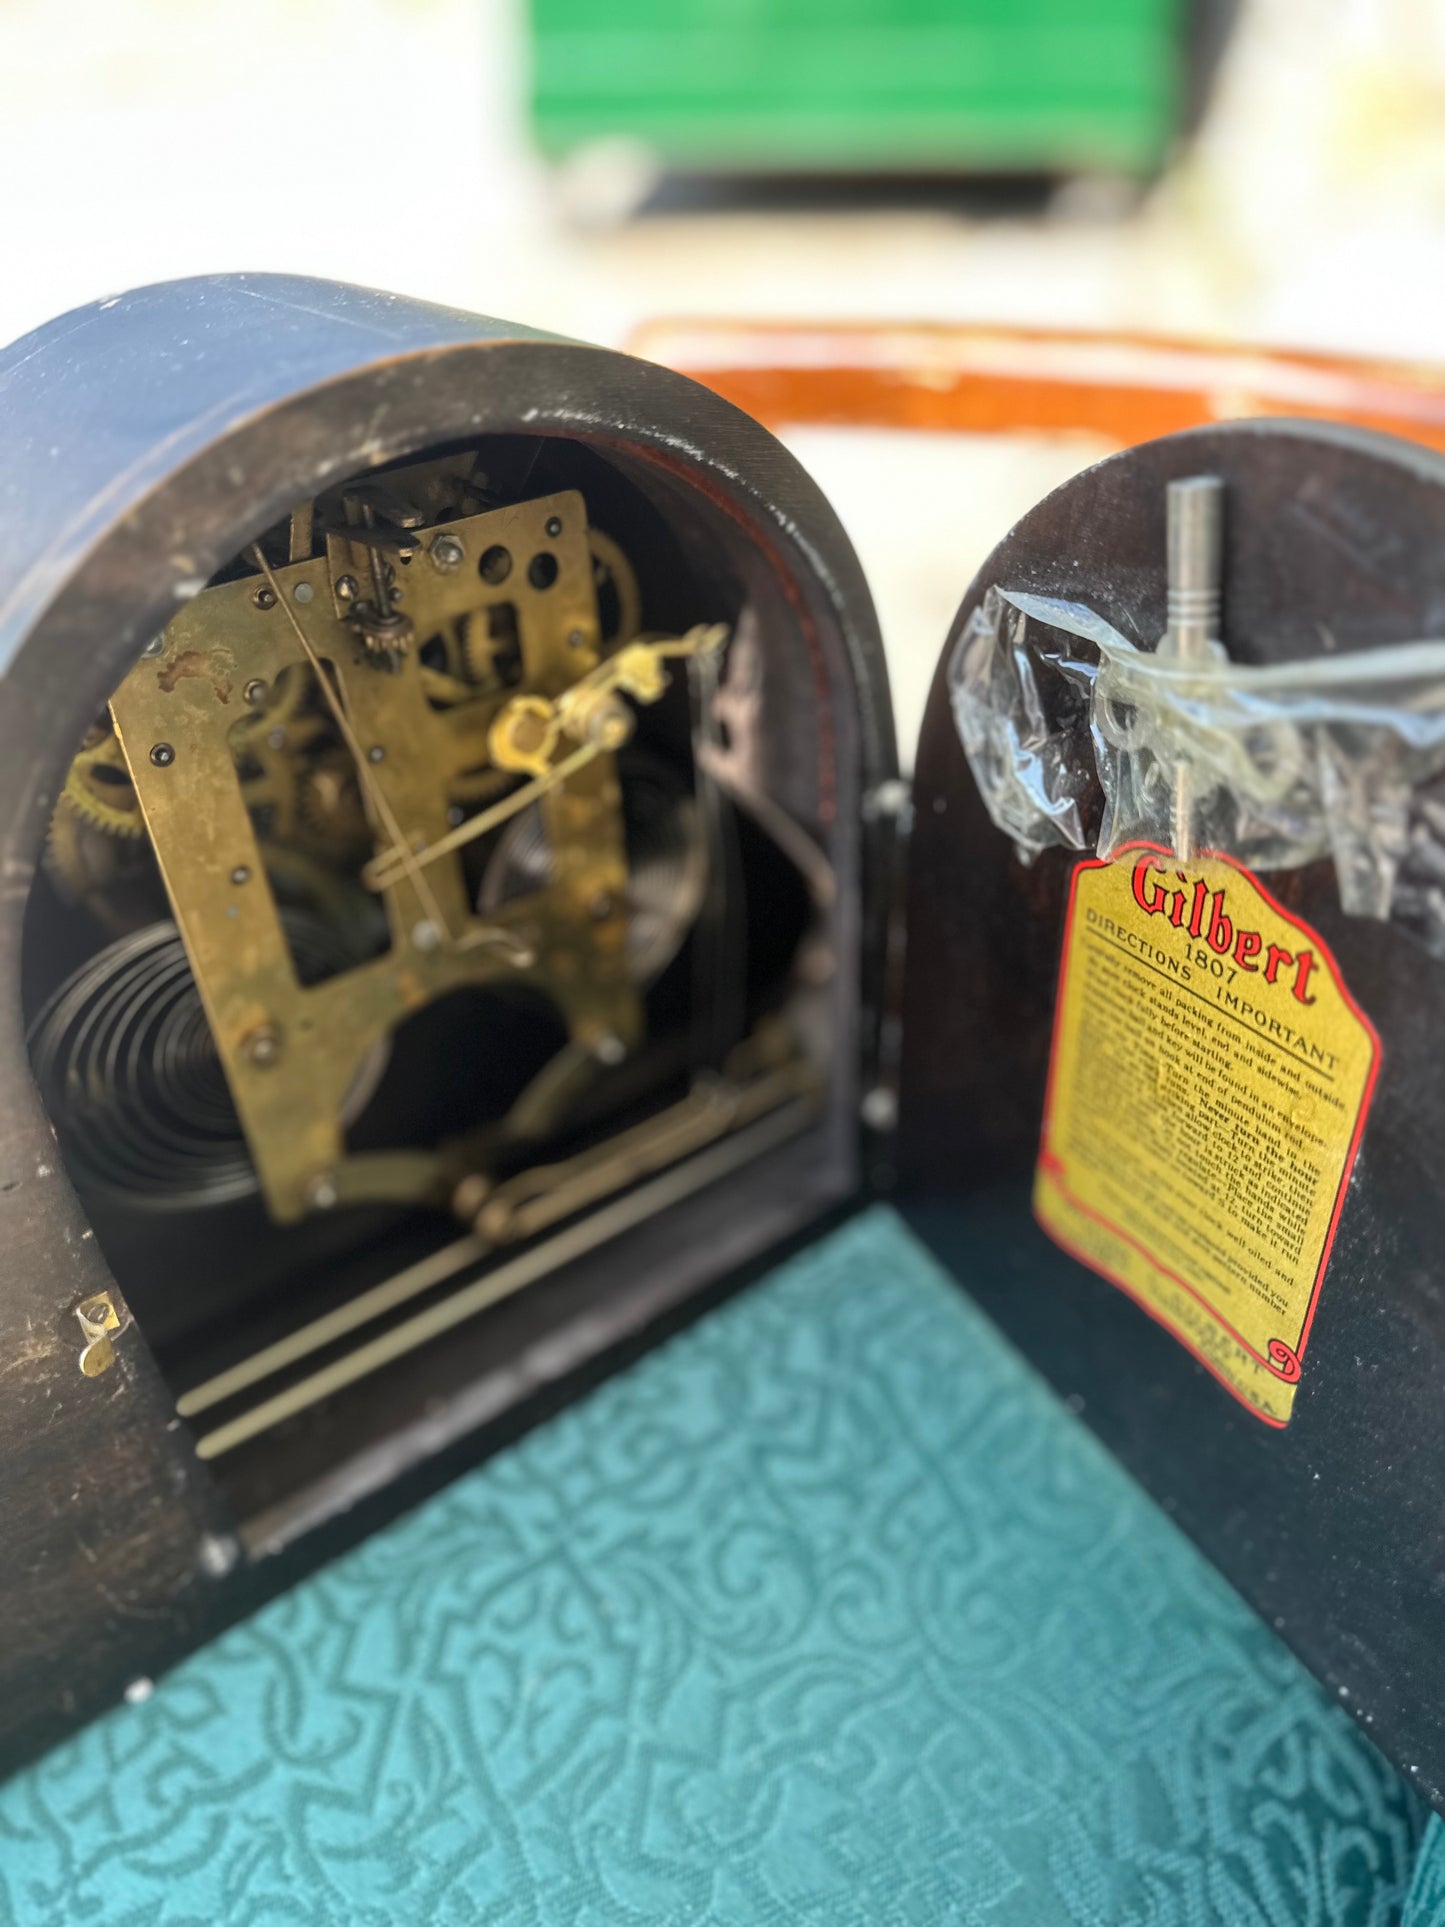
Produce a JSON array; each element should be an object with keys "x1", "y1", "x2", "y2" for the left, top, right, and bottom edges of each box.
[
  {"x1": 1405, "y1": 1817, "x2": 1445, "y2": 1925},
  {"x1": 0, "y1": 1205, "x2": 1425, "y2": 1926}
]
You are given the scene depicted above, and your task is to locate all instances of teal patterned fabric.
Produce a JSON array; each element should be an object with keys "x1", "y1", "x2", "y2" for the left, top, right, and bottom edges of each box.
[
  {"x1": 0, "y1": 1206, "x2": 1425, "y2": 1925},
  {"x1": 1405, "y1": 1818, "x2": 1445, "y2": 1925}
]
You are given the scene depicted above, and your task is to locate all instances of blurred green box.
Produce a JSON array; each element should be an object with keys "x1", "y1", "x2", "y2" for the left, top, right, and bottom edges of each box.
[{"x1": 529, "y1": 0, "x2": 1186, "y2": 180}]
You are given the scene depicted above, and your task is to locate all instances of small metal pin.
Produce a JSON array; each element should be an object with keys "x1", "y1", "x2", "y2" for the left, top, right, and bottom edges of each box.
[
  {"x1": 76, "y1": 1290, "x2": 122, "y2": 1376},
  {"x1": 864, "y1": 778, "x2": 911, "y2": 823},
  {"x1": 1165, "y1": 475, "x2": 1224, "y2": 863},
  {"x1": 197, "y1": 1533, "x2": 240, "y2": 1580},
  {"x1": 306, "y1": 1172, "x2": 339, "y2": 1212}
]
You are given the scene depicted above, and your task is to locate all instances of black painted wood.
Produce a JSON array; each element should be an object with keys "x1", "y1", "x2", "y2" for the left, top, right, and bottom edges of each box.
[{"x1": 0, "y1": 276, "x2": 893, "y2": 1771}]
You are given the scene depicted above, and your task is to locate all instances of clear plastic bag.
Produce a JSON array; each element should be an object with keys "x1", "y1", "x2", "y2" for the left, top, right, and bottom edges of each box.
[{"x1": 950, "y1": 585, "x2": 1445, "y2": 951}]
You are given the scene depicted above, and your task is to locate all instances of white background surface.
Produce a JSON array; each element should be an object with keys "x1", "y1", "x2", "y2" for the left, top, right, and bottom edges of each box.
[{"x1": 3, "y1": 0, "x2": 1442, "y2": 763}]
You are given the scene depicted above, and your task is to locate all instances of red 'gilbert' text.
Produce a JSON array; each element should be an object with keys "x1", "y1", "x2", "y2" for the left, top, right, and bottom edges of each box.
[{"x1": 1131, "y1": 853, "x2": 1317, "y2": 1006}]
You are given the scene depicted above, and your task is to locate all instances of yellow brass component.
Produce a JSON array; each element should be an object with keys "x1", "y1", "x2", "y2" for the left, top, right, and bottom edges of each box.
[
  {"x1": 288, "y1": 503, "x2": 314, "y2": 565},
  {"x1": 587, "y1": 527, "x2": 643, "y2": 646},
  {"x1": 558, "y1": 688, "x2": 635, "y2": 752},
  {"x1": 363, "y1": 742, "x2": 599, "y2": 895},
  {"x1": 472, "y1": 1054, "x2": 820, "y2": 1250},
  {"x1": 109, "y1": 489, "x2": 641, "y2": 1223},
  {"x1": 298, "y1": 748, "x2": 370, "y2": 847},
  {"x1": 45, "y1": 793, "x2": 154, "y2": 932},
  {"x1": 229, "y1": 661, "x2": 312, "y2": 745},
  {"x1": 76, "y1": 1290, "x2": 123, "y2": 1377},
  {"x1": 419, "y1": 661, "x2": 476, "y2": 709},
  {"x1": 249, "y1": 543, "x2": 460, "y2": 947},
  {"x1": 177, "y1": 1035, "x2": 819, "y2": 1441},
  {"x1": 192, "y1": 1081, "x2": 818, "y2": 1463},
  {"x1": 365, "y1": 623, "x2": 727, "y2": 896},
  {"x1": 455, "y1": 526, "x2": 636, "y2": 681},
  {"x1": 57, "y1": 667, "x2": 316, "y2": 864},
  {"x1": 488, "y1": 693, "x2": 562, "y2": 776},
  {"x1": 559, "y1": 626, "x2": 727, "y2": 726},
  {"x1": 63, "y1": 726, "x2": 146, "y2": 839}
]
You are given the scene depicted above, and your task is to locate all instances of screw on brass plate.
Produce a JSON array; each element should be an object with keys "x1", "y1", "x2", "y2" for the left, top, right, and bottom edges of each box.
[
  {"x1": 306, "y1": 1172, "x2": 339, "y2": 1211},
  {"x1": 429, "y1": 532, "x2": 465, "y2": 573},
  {"x1": 243, "y1": 678, "x2": 269, "y2": 706},
  {"x1": 76, "y1": 1290, "x2": 122, "y2": 1377},
  {"x1": 252, "y1": 586, "x2": 277, "y2": 611},
  {"x1": 243, "y1": 1024, "x2": 281, "y2": 1069},
  {"x1": 545, "y1": 516, "x2": 563, "y2": 537},
  {"x1": 334, "y1": 574, "x2": 358, "y2": 603},
  {"x1": 149, "y1": 742, "x2": 175, "y2": 768}
]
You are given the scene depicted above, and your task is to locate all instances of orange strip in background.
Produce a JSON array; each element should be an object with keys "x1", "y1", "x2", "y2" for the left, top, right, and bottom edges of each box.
[{"x1": 626, "y1": 319, "x2": 1445, "y2": 452}]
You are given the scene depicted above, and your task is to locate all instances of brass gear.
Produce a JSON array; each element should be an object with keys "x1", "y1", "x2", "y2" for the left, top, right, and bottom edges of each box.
[
  {"x1": 460, "y1": 607, "x2": 512, "y2": 688},
  {"x1": 62, "y1": 724, "x2": 146, "y2": 838},
  {"x1": 46, "y1": 792, "x2": 161, "y2": 932},
  {"x1": 589, "y1": 528, "x2": 642, "y2": 648},
  {"x1": 230, "y1": 670, "x2": 326, "y2": 843},
  {"x1": 59, "y1": 668, "x2": 318, "y2": 847},
  {"x1": 458, "y1": 530, "x2": 641, "y2": 686},
  {"x1": 236, "y1": 740, "x2": 305, "y2": 841},
  {"x1": 426, "y1": 617, "x2": 472, "y2": 689},
  {"x1": 297, "y1": 749, "x2": 371, "y2": 850},
  {"x1": 420, "y1": 662, "x2": 475, "y2": 708}
]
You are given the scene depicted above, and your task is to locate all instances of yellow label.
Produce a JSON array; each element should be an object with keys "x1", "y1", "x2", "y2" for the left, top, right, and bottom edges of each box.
[{"x1": 1035, "y1": 845, "x2": 1379, "y2": 1426}]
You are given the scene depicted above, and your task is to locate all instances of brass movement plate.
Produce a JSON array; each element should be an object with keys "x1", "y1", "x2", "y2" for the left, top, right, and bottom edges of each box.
[{"x1": 110, "y1": 491, "x2": 639, "y2": 1222}]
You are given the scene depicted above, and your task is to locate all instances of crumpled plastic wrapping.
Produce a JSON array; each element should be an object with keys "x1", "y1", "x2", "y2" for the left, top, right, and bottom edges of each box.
[{"x1": 950, "y1": 584, "x2": 1445, "y2": 953}]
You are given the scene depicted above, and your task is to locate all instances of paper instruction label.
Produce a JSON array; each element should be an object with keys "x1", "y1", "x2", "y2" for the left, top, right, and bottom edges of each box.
[{"x1": 1035, "y1": 846, "x2": 1379, "y2": 1425}]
